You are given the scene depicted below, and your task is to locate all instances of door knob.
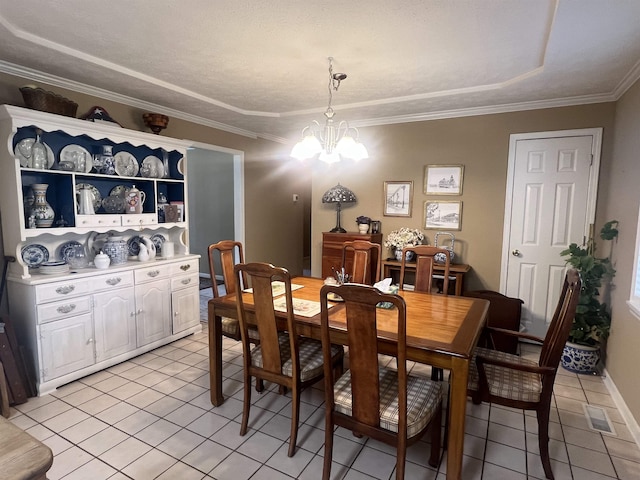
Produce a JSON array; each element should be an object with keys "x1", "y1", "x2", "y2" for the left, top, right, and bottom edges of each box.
[{"x1": 512, "y1": 249, "x2": 522, "y2": 257}]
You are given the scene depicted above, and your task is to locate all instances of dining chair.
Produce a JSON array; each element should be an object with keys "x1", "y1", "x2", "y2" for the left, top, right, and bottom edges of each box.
[
  {"x1": 319, "y1": 283, "x2": 443, "y2": 480},
  {"x1": 208, "y1": 241, "x2": 264, "y2": 392},
  {"x1": 234, "y1": 262, "x2": 344, "y2": 457},
  {"x1": 467, "y1": 269, "x2": 581, "y2": 480},
  {"x1": 341, "y1": 240, "x2": 381, "y2": 285},
  {"x1": 400, "y1": 245, "x2": 451, "y2": 381},
  {"x1": 399, "y1": 245, "x2": 451, "y2": 294},
  {"x1": 207, "y1": 240, "x2": 259, "y2": 343}
]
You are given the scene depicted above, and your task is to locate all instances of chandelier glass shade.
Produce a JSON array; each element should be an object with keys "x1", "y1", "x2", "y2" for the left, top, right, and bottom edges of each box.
[{"x1": 291, "y1": 58, "x2": 368, "y2": 164}]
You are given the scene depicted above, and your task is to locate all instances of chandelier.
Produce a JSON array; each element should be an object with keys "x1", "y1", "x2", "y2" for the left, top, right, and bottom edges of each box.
[{"x1": 290, "y1": 57, "x2": 368, "y2": 164}]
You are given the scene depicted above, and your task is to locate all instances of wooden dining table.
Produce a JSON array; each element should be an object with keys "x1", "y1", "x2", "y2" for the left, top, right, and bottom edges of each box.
[{"x1": 208, "y1": 277, "x2": 488, "y2": 480}]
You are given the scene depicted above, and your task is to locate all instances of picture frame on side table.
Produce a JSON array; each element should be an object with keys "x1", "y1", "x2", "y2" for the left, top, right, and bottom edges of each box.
[
  {"x1": 383, "y1": 181, "x2": 413, "y2": 217},
  {"x1": 424, "y1": 200, "x2": 462, "y2": 230},
  {"x1": 424, "y1": 164, "x2": 464, "y2": 195}
]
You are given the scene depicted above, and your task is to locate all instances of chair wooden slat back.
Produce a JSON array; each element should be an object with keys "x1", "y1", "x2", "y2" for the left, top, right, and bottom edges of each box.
[
  {"x1": 399, "y1": 245, "x2": 450, "y2": 295},
  {"x1": 341, "y1": 240, "x2": 381, "y2": 285},
  {"x1": 320, "y1": 283, "x2": 441, "y2": 479},
  {"x1": 235, "y1": 263, "x2": 295, "y2": 375},
  {"x1": 468, "y1": 268, "x2": 581, "y2": 480},
  {"x1": 539, "y1": 269, "x2": 582, "y2": 370},
  {"x1": 207, "y1": 240, "x2": 246, "y2": 298},
  {"x1": 235, "y1": 262, "x2": 343, "y2": 458}
]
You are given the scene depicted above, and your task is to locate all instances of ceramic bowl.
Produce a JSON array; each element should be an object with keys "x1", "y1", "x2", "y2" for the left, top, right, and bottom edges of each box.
[{"x1": 102, "y1": 195, "x2": 126, "y2": 214}]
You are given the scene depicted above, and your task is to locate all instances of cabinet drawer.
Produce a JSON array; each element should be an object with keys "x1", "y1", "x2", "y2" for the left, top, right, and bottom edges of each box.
[
  {"x1": 171, "y1": 273, "x2": 199, "y2": 291},
  {"x1": 37, "y1": 296, "x2": 92, "y2": 324},
  {"x1": 76, "y1": 214, "x2": 121, "y2": 228},
  {"x1": 170, "y1": 259, "x2": 199, "y2": 276},
  {"x1": 36, "y1": 279, "x2": 90, "y2": 303},
  {"x1": 89, "y1": 271, "x2": 134, "y2": 293},
  {"x1": 135, "y1": 263, "x2": 172, "y2": 283},
  {"x1": 122, "y1": 214, "x2": 158, "y2": 227}
]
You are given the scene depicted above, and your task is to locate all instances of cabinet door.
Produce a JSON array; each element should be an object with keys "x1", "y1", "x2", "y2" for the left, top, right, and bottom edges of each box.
[
  {"x1": 94, "y1": 288, "x2": 137, "y2": 361},
  {"x1": 136, "y1": 279, "x2": 171, "y2": 346},
  {"x1": 172, "y1": 286, "x2": 200, "y2": 334},
  {"x1": 39, "y1": 314, "x2": 95, "y2": 381}
]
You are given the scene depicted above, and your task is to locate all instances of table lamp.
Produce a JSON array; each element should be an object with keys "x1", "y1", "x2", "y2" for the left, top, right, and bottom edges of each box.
[{"x1": 322, "y1": 184, "x2": 357, "y2": 233}]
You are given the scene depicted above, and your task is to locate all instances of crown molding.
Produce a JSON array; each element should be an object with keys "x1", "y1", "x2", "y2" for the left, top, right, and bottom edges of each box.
[
  {"x1": 0, "y1": 60, "x2": 630, "y2": 146},
  {"x1": 352, "y1": 92, "x2": 616, "y2": 128},
  {"x1": 0, "y1": 60, "x2": 260, "y2": 139},
  {"x1": 613, "y1": 58, "x2": 640, "y2": 99}
]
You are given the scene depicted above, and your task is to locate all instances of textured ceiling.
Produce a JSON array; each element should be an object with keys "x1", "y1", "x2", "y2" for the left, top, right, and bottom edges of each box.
[{"x1": 0, "y1": 0, "x2": 639, "y2": 143}]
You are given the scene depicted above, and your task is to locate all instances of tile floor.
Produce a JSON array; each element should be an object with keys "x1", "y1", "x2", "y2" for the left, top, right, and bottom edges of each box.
[{"x1": 4, "y1": 288, "x2": 640, "y2": 479}]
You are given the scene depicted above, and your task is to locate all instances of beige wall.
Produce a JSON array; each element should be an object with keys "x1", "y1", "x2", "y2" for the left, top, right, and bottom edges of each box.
[
  {"x1": 599, "y1": 78, "x2": 640, "y2": 423},
  {"x1": 310, "y1": 103, "x2": 617, "y2": 291}
]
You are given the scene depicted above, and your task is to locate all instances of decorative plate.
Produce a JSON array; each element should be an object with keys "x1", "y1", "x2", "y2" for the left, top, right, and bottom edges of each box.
[
  {"x1": 57, "y1": 240, "x2": 83, "y2": 263},
  {"x1": 114, "y1": 151, "x2": 139, "y2": 177},
  {"x1": 141, "y1": 155, "x2": 164, "y2": 178},
  {"x1": 109, "y1": 185, "x2": 130, "y2": 198},
  {"x1": 21, "y1": 244, "x2": 49, "y2": 267},
  {"x1": 75, "y1": 183, "x2": 101, "y2": 211},
  {"x1": 177, "y1": 156, "x2": 184, "y2": 175},
  {"x1": 14, "y1": 138, "x2": 55, "y2": 169},
  {"x1": 59, "y1": 144, "x2": 92, "y2": 173},
  {"x1": 127, "y1": 236, "x2": 142, "y2": 256},
  {"x1": 150, "y1": 234, "x2": 166, "y2": 252}
]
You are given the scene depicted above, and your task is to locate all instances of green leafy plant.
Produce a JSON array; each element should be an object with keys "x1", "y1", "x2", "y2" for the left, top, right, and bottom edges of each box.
[{"x1": 560, "y1": 220, "x2": 619, "y2": 346}]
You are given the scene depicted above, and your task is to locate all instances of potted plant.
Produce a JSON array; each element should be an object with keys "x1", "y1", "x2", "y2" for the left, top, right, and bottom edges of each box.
[
  {"x1": 560, "y1": 220, "x2": 619, "y2": 373},
  {"x1": 384, "y1": 227, "x2": 425, "y2": 261},
  {"x1": 356, "y1": 215, "x2": 371, "y2": 234}
]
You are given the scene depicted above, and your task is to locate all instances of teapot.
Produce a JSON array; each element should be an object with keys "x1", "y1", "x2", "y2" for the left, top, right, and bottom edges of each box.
[
  {"x1": 76, "y1": 186, "x2": 95, "y2": 215},
  {"x1": 125, "y1": 185, "x2": 145, "y2": 214}
]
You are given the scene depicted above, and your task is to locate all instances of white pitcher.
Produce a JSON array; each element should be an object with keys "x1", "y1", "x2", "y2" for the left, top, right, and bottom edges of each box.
[{"x1": 76, "y1": 186, "x2": 95, "y2": 215}]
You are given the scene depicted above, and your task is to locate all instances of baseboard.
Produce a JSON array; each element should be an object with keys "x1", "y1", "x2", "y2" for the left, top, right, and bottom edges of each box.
[{"x1": 602, "y1": 367, "x2": 640, "y2": 448}]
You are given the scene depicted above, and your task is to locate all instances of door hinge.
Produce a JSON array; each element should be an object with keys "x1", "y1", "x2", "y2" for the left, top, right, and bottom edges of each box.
[{"x1": 589, "y1": 153, "x2": 594, "y2": 166}]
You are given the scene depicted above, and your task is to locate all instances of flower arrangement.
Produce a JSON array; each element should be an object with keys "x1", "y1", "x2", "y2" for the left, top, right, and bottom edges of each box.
[
  {"x1": 356, "y1": 215, "x2": 371, "y2": 225},
  {"x1": 384, "y1": 227, "x2": 425, "y2": 250}
]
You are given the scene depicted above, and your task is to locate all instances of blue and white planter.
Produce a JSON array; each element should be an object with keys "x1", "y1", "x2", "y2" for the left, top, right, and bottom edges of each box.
[{"x1": 561, "y1": 342, "x2": 600, "y2": 374}]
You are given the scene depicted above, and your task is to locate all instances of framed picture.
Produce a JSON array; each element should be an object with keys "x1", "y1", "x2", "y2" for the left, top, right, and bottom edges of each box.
[
  {"x1": 384, "y1": 181, "x2": 413, "y2": 217},
  {"x1": 424, "y1": 164, "x2": 464, "y2": 195},
  {"x1": 424, "y1": 200, "x2": 462, "y2": 230}
]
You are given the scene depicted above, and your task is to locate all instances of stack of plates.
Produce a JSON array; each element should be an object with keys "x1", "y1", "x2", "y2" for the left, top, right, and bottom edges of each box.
[{"x1": 39, "y1": 261, "x2": 70, "y2": 275}]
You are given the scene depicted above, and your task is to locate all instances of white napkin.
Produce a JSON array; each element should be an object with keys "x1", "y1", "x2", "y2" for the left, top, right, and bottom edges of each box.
[{"x1": 373, "y1": 278, "x2": 397, "y2": 294}]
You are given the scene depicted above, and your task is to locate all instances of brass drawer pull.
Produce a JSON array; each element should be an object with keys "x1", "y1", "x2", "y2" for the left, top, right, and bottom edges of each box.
[
  {"x1": 55, "y1": 285, "x2": 75, "y2": 295},
  {"x1": 147, "y1": 270, "x2": 160, "y2": 278},
  {"x1": 180, "y1": 264, "x2": 191, "y2": 271},
  {"x1": 181, "y1": 278, "x2": 191, "y2": 285},
  {"x1": 56, "y1": 304, "x2": 76, "y2": 314},
  {"x1": 106, "y1": 277, "x2": 122, "y2": 286}
]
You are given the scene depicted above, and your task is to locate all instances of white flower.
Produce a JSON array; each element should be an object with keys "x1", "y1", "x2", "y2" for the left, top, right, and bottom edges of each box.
[{"x1": 384, "y1": 227, "x2": 425, "y2": 250}]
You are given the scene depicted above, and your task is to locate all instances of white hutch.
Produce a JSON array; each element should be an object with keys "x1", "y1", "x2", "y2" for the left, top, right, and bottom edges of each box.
[{"x1": 0, "y1": 105, "x2": 202, "y2": 395}]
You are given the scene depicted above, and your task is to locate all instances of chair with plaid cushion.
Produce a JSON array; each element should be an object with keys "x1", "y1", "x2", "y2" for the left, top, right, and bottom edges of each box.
[
  {"x1": 400, "y1": 245, "x2": 451, "y2": 381},
  {"x1": 399, "y1": 245, "x2": 450, "y2": 295},
  {"x1": 341, "y1": 240, "x2": 381, "y2": 285},
  {"x1": 467, "y1": 269, "x2": 581, "y2": 480},
  {"x1": 319, "y1": 283, "x2": 443, "y2": 480},
  {"x1": 207, "y1": 240, "x2": 260, "y2": 343},
  {"x1": 234, "y1": 262, "x2": 344, "y2": 457}
]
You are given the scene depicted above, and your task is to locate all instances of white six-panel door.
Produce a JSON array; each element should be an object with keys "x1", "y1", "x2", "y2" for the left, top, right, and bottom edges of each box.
[{"x1": 501, "y1": 129, "x2": 601, "y2": 338}]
